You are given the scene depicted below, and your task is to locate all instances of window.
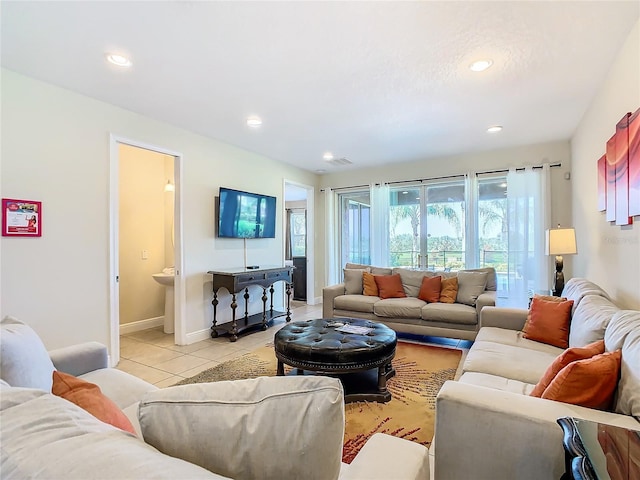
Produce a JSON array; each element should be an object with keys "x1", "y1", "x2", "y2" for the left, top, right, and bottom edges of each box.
[
  {"x1": 289, "y1": 210, "x2": 306, "y2": 257},
  {"x1": 477, "y1": 175, "x2": 508, "y2": 291},
  {"x1": 338, "y1": 191, "x2": 370, "y2": 266}
]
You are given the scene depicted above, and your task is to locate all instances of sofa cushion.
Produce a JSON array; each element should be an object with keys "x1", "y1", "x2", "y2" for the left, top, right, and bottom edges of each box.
[
  {"x1": 0, "y1": 316, "x2": 55, "y2": 392},
  {"x1": 418, "y1": 275, "x2": 442, "y2": 303},
  {"x1": 459, "y1": 371, "x2": 535, "y2": 395},
  {"x1": 345, "y1": 262, "x2": 392, "y2": 275},
  {"x1": 0, "y1": 385, "x2": 223, "y2": 479},
  {"x1": 540, "y1": 350, "x2": 621, "y2": 410},
  {"x1": 523, "y1": 297, "x2": 573, "y2": 348},
  {"x1": 393, "y1": 268, "x2": 433, "y2": 297},
  {"x1": 363, "y1": 272, "x2": 379, "y2": 296},
  {"x1": 569, "y1": 295, "x2": 619, "y2": 348},
  {"x1": 456, "y1": 271, "x2": 488, "y2": 306},
  {"x1": 439, "y1": 277, "x2": 458, "y2": 303},
  {"x1": 421, "y1": 302, "x2": 477, "y2": 325},
  {"x1": 52, "y1": 370, "x2": 136, "y2": 435},
  {"x1": 474, "y1": 327, "x2": 569, "y2": 355},
  {"x1": 374, "y1": 297, "x2": 426, "y2": 318},
  {"x1": 465, "y1": 267, "x2": 497, "y2": 291},
  {"x1": 334, "y1": 294, "x2": 379, "y2": 314},
  {"x1": 139, "y1": 376, "x2": 344, "y2": 480},
  {"x1": 530, "y1": 340, "x2": 605, "y2": 397},
  {"x1": 562, "y1": 278, "x2": 610, "y2": 313},
  {"x1": 344, "y1": 268, "x2": 369, "y2": 295},
  {"x1": 462, "y1": 340, "x2": 561, "y2": 384},
  {"x1": 606, "y1": 310, "x2": 640, "y2": 420},
  {"x1": 374, "y1": 274, "x2": 407, "y2": 299}
]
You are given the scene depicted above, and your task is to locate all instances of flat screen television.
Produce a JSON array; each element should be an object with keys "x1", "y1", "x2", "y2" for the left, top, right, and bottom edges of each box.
[{"x1": 217, "y1": 187, "x2": 277, "y2": 238}]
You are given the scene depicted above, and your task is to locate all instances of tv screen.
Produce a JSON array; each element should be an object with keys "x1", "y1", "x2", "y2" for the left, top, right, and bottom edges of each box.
[{"x1": 218, "y1": 187, "x2": 277, "y2": 238}]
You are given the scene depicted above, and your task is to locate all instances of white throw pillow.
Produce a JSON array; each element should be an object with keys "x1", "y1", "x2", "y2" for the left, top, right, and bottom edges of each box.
[
  {"x1": 139, "y1": 376, "x2": 345, "y2": 480},
  {"x1": 0, "y1": 316, "x2": 55, "y2": 391}
]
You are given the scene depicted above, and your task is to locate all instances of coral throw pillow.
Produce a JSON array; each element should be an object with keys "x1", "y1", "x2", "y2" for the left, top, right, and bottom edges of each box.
[
  {"x1": 523, "y1": 297, "x2": 574, "y2": 348},
  {"x1": 439, "y1": 277, "x2": 458, "y2": 303},
  {"x1": 530, "y1": 340, "x2": 605, "y2": 397},
  {"x1": 362, "y1": 272, "x2": 379, "y2": 296},
  {"x1": 418, "y1": 276, "x2": 442, "y2": 303},
  {"x1": 540, "y1": 350, "x2": 622, "y2": 410},
  {"x1": 374, "y1": 274, "x2": 407, "y2": 299},
  {"x1": 52, "y1": 370, "x2": 136, "y2": 435}
]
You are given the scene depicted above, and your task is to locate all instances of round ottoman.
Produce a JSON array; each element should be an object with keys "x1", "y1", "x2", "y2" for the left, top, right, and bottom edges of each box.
[{"x1": 274, "y1": 317, "x2": 397, "y2": 402}]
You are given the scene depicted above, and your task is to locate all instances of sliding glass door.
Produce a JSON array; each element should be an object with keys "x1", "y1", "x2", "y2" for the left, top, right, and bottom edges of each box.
[{"x1": 338, "y1": 191, "x2": 371, "y2": 266}]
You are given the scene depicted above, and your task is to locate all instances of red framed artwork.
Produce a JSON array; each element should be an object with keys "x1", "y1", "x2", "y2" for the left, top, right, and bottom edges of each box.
[
  {"x1": 629, "y1": 107, "x2": 640, "y2": 217},
  {"x1": 615, "y1": 113, "x2": 632, "y2": 226},
  {"x1": 597, "y1": 154, "x2": 606, "y2": 212},
  {"x1": 2, "y1": 198, "x2": 42, "y2": 237},
  {"x1": 606, "y1": 134, "x2": 617, "y2": 222}
]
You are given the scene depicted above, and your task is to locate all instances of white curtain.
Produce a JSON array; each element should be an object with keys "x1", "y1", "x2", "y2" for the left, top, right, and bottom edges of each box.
[
  {"x1": 323, "y1": 188, "x2": 339, "y2": 286},
  {"x1": 370, "y1": 183, "x2": 390, "y2": 266},
  {"x1": 464, "y1": 173, "x2": 478, "y2": 268},
  {"x1": 506, "y1": 164, "x2": 551, "y2": 303}
]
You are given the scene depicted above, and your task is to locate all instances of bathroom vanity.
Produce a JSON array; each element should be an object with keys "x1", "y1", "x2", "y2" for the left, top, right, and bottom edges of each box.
[{"x1": 207, "y1": 266, "x2": 293, "y2": 342}]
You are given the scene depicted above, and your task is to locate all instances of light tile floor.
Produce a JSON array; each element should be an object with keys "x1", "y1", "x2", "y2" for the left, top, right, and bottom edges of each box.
[{"x1": 116, "y1": 301, "x2": 322, "y2": 387}]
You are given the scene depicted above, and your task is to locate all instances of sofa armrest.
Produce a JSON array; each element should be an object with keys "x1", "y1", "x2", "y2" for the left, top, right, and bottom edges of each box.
[
  {"x1": 343, "y1": 433, "x2": 429, "y2": 480},
  {"x1": 139, "y1": 376, "x2": 345, "y2": 480},
  {"x1": 49, "y1": 341, "x2": 108, "y2": 376},
  {"x1": 478, "y1": 306, "x2": 529, "y2": 331},
  {"x1": 475, "y1": 291, "x2": 496, "y2": 315},
  {"x1": 434, "y1": 381, "x2": 640, "y2": 480},
  {"x1": 323, "y1": 283, "x2": 345, "y2": 318}
]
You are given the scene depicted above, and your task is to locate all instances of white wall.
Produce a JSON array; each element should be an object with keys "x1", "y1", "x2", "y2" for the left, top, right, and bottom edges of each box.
[
  {"x1": 571, "y1": 20, "x2": 640, "y2": 309},
  {"x1": 0, "y1": 69, "x2": 318, "y2": 350}
]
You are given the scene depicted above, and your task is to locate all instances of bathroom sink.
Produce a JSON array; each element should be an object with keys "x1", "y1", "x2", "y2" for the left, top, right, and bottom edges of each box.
[{"x1": 152, "y1": 273, "x2": 174, "y2": 286}]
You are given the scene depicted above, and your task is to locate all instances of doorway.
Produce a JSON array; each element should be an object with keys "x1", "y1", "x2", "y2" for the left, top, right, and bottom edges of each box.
[
  {"x1": 109, "y1": 135, "x2": 185, "y2": 366},
  {"x1": 284, "y1": 180, "x2": 315, "y2": 304}
]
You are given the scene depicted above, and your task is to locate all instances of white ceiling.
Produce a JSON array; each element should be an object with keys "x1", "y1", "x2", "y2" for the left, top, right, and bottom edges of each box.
[{"x1": 2, "y1": 1, "x2": 638, "y2": 174}]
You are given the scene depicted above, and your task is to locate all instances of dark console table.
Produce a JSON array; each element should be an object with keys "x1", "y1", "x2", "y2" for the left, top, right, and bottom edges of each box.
[{"x1": 208, "y1": 266, "x2": 293, "y2": 342}]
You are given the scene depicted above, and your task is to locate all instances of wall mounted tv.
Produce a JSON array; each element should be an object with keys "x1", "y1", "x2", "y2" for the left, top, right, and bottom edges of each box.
[{"x1": 217, "y1": 187, "x2": 277, "y2": 238}]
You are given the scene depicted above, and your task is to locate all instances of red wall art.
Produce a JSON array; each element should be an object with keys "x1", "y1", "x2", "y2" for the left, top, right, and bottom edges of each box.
[
  {"x1": 2, "y1": 198, "x2": 42, "y2": 237},
  {"x1": 598, "y1": 108, "x2": 639, "y2": 226}
]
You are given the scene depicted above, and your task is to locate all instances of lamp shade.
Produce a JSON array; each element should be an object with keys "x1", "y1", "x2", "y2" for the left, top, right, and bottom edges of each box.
[{"x1": 545, "y1": 228, "x2": 577, "y2": 255}]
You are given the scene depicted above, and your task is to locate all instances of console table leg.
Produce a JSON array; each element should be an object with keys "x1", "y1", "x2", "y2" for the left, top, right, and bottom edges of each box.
[
  {"x1": 269, "y1": 285, "x2": 275, "y2": 314},
  {"x1": 230, "y1": 293, "x2": 238, "y2": 342},
  {"x1": 244, "y1": 288, "x2": 249, "y2": 322},
  {"x1": 277, "y1": 360, "x2": 284, "y2": 376},
  {"x1": 261, "y1": 287, "x2": 268, "y2": 329},
  {"x1": 285, "y1": 282, "x2": 292, "y2": 322},
  {"x1": 210, "y1": 290, "x2": 219, "y2": 338}
]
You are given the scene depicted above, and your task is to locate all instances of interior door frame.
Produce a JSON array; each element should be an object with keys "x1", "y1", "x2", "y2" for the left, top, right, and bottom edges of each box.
[
  {"x1": 283, "y1": 179, "x2": 315, "y2": 304},
  {"x1": 108, "y1": 135, "x2": 185, "y2": 366}
]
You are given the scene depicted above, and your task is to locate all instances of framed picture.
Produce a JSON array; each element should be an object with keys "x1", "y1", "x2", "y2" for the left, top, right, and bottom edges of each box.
[
  {"x1": 597, "y1": 154, "x2": 606, "y2": 212},
  {"x1": 629, "y1": 107, "x2": 640, "y2": 216},
  {"x1": 2, "y1": 198, "x2": 42, "y2": 237}
]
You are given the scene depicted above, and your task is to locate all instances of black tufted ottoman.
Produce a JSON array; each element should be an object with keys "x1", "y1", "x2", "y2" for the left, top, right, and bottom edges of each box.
[{"x1": 274, "y1": 318, "x2": 397, "y2": 403}]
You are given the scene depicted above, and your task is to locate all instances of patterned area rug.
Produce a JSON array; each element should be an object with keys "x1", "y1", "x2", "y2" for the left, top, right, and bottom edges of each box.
[{"x1": 176, "y1": 341, "x2": 462, "y2": 463}]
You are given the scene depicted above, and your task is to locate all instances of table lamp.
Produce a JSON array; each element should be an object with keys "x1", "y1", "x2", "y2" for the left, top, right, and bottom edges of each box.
[{"x1": 545, "y1": 225, "x2": 577, "y2": 296}]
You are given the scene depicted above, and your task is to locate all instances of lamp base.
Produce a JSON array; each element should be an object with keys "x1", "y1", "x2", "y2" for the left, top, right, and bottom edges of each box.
[{"x1": 553, "y1": 255, "x2": 564, "y2": 297}]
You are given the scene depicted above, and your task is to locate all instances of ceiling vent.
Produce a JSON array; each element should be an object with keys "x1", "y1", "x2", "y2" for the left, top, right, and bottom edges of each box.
[{"x1": 327, "y1": 157, "x2": 352, "y2": 166}]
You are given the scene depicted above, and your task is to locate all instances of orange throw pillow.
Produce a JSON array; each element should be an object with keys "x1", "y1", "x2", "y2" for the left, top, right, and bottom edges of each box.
[
  {"x1": 523, "y1": 297, "x2": 574, "y2": 348},
  {"x1": 52, "y1": 370, "x2": 136, "y2": 435},
  {"x1": 363, "y1": 272, "x2": 379, "y2": 296},
  {"x1": 530, "y1": 340, "x2": 605, "y2": 397},
  {"x1": 374, "y1": 274, "x2": 407, "y2": 299},
  {"x1": 439, "y1": 277, "x2": 458, "y2": 303},
  {"x1": 418, "y1": 275, "x2": 442, "y2": 303},
  {"x1": 540, "y1": 350, "x2": 622, "y2": 410}
]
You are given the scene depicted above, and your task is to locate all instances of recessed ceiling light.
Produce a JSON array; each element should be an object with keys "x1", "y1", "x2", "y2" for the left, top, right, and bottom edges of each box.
[
  {"x1": 315, "y1": 169, "x2": 326, "y2": 173},
  {"x1": 487, "y1": 125, "x2": 503, "y2": 133},
  {"x1": 323, "y1": 152, "x2": 334, "y2": 161},
  {"x1": 106, "y1": 53, "x2": 132, "y2": 67},
  {"x1": 469, "y1": 59, "x2": 493, "y2": 72},
  {"x1": 246, "y1": 116, "x2": 262, "y2": 127}
]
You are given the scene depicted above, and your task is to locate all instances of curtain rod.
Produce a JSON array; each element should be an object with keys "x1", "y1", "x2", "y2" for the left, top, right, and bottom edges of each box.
[{"x1": 320, "y1": 162, "x2": 562, "y2": 192}]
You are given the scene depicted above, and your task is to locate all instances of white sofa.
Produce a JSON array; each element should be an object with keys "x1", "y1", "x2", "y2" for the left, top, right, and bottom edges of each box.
[
  {"x1": 434, "y1": 279, "x2": 640, "y2": 480},
  {"x1": 0, "y1": 316, "x2": 430, "y2": 480},
  {"x1": 323, "y1": 264, "x2": 496, "y2": 340}
]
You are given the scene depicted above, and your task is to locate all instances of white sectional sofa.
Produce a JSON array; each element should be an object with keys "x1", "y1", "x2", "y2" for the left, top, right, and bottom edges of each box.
[
  {"x1": 434, "y1": 279, "x2": 640, "y2": 480},
  {"x1": 323, "y1": 263, "x2": 497, "y2": 341},
  {"x1": 0, "y1": 316, "x2": 430, "y2": 480}
]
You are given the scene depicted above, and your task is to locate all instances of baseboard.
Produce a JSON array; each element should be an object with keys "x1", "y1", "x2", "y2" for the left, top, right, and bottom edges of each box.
[
  {"x1": 119, "y1": 316, "x2": 164, "y2": 334},
  {"x1": 312, "y1": 296, "x2": 322, "y2": 305},
  {"x1": 186, "y1": 328, "x2": 213, "y2": 344}
]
